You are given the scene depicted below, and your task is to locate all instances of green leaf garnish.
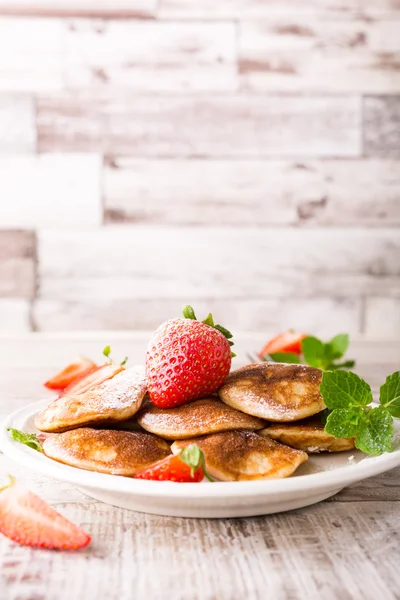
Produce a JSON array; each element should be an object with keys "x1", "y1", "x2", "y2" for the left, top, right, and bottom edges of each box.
[
  {"x1": 265, "y1": 332, "x2": 355, "y2": 371},
  {"x1": 320, "y1": 370, "x2": 373, "y2": 410},
  {"x1": 320, "y1": 369, "x2": 399, "y2": 456},
  {"x1": 269, "y1": 352, "x2": 301, "y2": 364},
  {"x1": 328, "y1": 360, "x2": 356, "y2": 371},
  {"x1": 7, "y1": 428, "x2": 43, "y2": 453},
  {"x1": 301, "y1": 336, "x2": 326, "y2": 368},
  {"x1": 355, "y1": 407, "x2": 393, "y2": 455},
  {"x1": 103, "y1": 345, "x2": 128, "y2": 366},
  {"x1": 326, "y1": 333, "x2": 349, "y2": 360},
  {"x1": 380, "y1": 371, "x2": 400, "y2": 418},
  {"x1": 301, "y1": 334, "x2": 354, "y2": 371},
  {"x1": 318, "y1": 408, "x2": 331, "y2": 425},
  {"x1": 179, "y1": 444, "x2": 214, "y2": 482},
  {"x1": 325, "y1": 407, "x2": 363, "y2": 438}
]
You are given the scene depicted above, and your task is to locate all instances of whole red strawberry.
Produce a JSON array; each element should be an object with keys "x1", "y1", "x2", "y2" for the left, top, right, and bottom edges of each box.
[{"x1": 146, "y1": 306, "x2": 234, "y2": 408}]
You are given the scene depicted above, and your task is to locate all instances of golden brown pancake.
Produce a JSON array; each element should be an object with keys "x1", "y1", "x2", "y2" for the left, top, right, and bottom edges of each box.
[
  {"x1": 218, "y1": 363, "x2": 325, "y2": 422},
  {"x1": 261, "y1": 419, "x2": 355, "y2": 453},
  {"x1": 137, "y1": 398, "x2": 264, "y2": 440},
  {"x1": 171, "y1": 430, "x2": 307, "y2": 481},
  {"x1": 35, "y1": 366, "x2": 147, "y2": 433},
  {"x1": 43, "y1": 428, "x2": 171, "y2": 476}
]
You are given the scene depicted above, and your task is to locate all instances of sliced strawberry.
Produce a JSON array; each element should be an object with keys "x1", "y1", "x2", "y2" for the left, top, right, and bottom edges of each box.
[
  {"x1": 58, "y1": 364, "x2": 124, "y2": 398},
  {"x1": 146, "y1": 305, "x2": 233, "y2": 408},
  {"x1": 135, "y1": 444, "x2": 213, "y2": 483},
  {"x1": 0, "y1": 475, "x2": 91, "y2": 550},
  {"x1": 259, "y1": 331, "x2": 307, "y2": 358},
  {"x1": 44, "y1": 358, "x2": 97, "y2": 390}
]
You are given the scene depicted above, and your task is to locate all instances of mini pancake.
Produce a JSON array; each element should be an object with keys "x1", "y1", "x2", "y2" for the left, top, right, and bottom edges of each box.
[
  {"x1": 171, "y1": 430, "x2": 307, "y2": 481},
  {"x1": 137, "y1": 398, "x2": 264, "y2": 440},
  {"x1": 218, "y1": 363, "x2": 325, "y2": 422},
  {"x1": 261, "y1": 419, "x2": 355, "y2": 453},
  {"x1": 35, "y1": 366, "x2": 147, "y2": 433},
  {"x1": 43, "y1": 428, "x2": 171, "y2": 476}
]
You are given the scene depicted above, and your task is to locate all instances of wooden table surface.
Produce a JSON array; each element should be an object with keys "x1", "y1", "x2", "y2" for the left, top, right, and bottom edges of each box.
[{"x1": 1, "y1": 333, "x2": 399, "y2": 600}]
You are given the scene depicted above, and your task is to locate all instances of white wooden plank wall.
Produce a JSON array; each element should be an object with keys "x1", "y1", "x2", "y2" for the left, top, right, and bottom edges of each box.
[{"x1": 0, "y1": 1, "x2": 398, "y2": 336}]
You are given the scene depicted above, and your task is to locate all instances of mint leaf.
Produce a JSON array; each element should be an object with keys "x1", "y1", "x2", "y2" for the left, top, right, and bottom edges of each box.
[
  {"x1": 182, "y1": 305, "x2": 197, "y2": 320},
  {"x1": 7, "y1": 428, "x2": 43, "y2": 453},
  {"x1": 202, "y1": 313, "x2": 214, "y2": 327},
  {"x1": 355, "y1": 407, "x2": 393, "y2": 455},
  {"x1": 325, "y1": 408, "x2": 362, "y2": 438},
  {"x1": 120, "y1": 356, "x2": 128, "y2": 366},
  {"x1": 320, "y1": 369, "x2": 399, "y2": 456},
  {"x1": 319, "y1": 408, "x2": 331, "y2": 424},
  {"x1": 301, "y1": 334, "x2": 354, "y2": 370},
  {"x1": 328, "y1": 360, "x2": 356, "y2": 371},
  {"x1": 320, "y1": 370, "x2": 373, "y2": 410},
  {"x1": 326, "y1": 334, "x2": 349, "y2": 360},
  {"x1": 269, "y1": 352, "x2": 301, "y2": 364},
  {"x1": 301, "y1": 336, "x2": 325, "y2": 368},
  {"x1": 380, "y1": 371, "x2": 400, "y2": 418}
]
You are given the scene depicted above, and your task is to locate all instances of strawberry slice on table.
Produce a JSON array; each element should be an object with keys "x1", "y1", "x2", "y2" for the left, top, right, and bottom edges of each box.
[
  {"x1": 135, "y1": 444, "x2": 213, "y2": 483},
  {"x1": 44, "y1": 357, "x2": 97, "y2": 390},
  {"x1": 58, "y1": 363, "x2": 124, "y2": 398},
  {"x1": 259, "y1": 331, "x2": 306, "y2": 358},
  {"x1": 146, "y1": 305, "x2": 234, "y2": 408},
  {"x1": 0, "y1": 475, "x2": 91, "y2": 550}
]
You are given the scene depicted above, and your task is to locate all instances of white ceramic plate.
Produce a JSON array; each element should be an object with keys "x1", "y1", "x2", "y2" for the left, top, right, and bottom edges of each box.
[{"x1": 1, "y1": 399, "x2": 400, "y2": 518}]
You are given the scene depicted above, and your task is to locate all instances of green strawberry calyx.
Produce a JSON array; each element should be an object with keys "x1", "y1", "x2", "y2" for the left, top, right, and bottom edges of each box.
[
  {"x1": 180, "y1": 444, "x2": 214, "y2": 482},
  {"x1": 182, "y1": 305, "x2": 236, "y2": 358}
]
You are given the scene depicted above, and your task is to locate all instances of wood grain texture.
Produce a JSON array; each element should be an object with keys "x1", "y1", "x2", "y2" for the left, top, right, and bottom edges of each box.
[
  {"x1": 0, "y1": 95, "x2": 35, "y2": 153},
  {"x1": 0, "y1": 0, "x2": 157, "y2": 18},
  {"x1": 0, "y1": 497, "x2": 398, "y2": 600},
  {"x1": 36, "y1": 228, "x2": 400, "y2": 302},
  {"x1": 239, "y1": 19, "x2": 400, "y2": 93},
  {"x1": 65, "y1": 20, "x2": 237, "y2": 93},
  {"x1": 0, "y1": 231, "x2": 36, "y2": 299},
  {"x1": 32, "y1": 297, "x2": 361, "y2": 335},
  {"x1": 0, "y1": 17, "x2": 63, "y2": 92},
  {"x1": 159, "y1": 0, "x2": 400, "y2": 19},
  {"x1": 364, "y1": 96, "x2": 400, "y2": 157},
  {"x1": 0, "y1": 154, "x2": 101, "y2": 228},
  {"x1": 0, "y1": 335, "x2": 399, "y2": 600},
  {"x1": 104, "y1": 158, "x2": 400, "y2": 226},
  {"x1": 37, "y1": 95, "x2": 361, "y2": 157},
  {"x1": 0, "y1": 332, "x2": 400, "y2": 600}
]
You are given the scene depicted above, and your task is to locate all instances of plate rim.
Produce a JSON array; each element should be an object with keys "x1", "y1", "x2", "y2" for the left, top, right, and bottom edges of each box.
[{"x1": 1, "y1": 399, "x2": 400, "y2": 500}]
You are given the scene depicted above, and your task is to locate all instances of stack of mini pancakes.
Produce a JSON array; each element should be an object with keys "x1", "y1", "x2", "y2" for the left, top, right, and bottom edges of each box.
[{"x1": 35, "y1": 362, "x2": 355, "y2": 482}]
